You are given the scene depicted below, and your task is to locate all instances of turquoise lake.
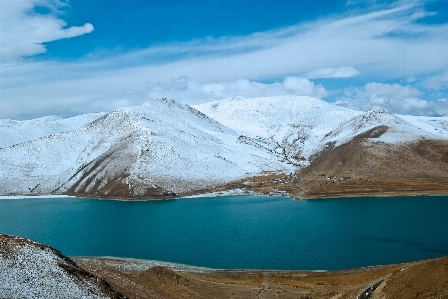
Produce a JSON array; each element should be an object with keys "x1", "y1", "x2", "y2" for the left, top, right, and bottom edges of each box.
[{"x1": 0, "y1": 195, "x2": 447, "y2": 270}]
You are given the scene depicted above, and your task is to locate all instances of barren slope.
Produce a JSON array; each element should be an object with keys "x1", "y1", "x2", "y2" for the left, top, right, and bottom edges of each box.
[{"x1": 293, "y1": 132, "x2": 448, "y2": 199}]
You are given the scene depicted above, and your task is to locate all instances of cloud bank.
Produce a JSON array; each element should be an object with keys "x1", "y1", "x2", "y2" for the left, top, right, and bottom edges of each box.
[
  {"x1": 336, "y1": 83, "x2": 448, "y2": 116},
  {"x1": 146, "y1": 76, "x2": 328, "y2": 104}
]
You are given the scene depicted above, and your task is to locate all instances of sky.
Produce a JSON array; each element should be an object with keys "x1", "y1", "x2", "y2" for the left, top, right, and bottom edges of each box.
[{"x1": 0, "y1": 0, "x2": 447, "y2": 120}]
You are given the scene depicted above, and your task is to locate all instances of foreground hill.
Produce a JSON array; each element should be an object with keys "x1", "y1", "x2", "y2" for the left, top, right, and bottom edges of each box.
[
  {"x1": 0, "y1": 234, "x2": 125, "y2": 299},
  {"x1": 1, "y1": 233, "x2": 447, "y2": 298},
  {"x1": 1, "y1": 96, "x2": 447, "y2": 198}
]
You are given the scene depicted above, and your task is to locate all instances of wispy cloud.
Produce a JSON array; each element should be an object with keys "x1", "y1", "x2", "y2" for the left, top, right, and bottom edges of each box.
[
  {"x1": 304, "y1": 67, "x2": 360, "y2": 79},
  {"x1": 0, "y1": 0, "x2": 93, "y2": 61},
  {"x1": 0, "y1": 0, "x2": 447, "y2": 119}
]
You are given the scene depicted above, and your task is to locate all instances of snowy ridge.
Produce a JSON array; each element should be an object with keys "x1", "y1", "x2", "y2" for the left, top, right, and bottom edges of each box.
[
  {"x1": 0, "y1": 112, "x2": 105, "y2": 148},
  {"x1": 194, "y1": 96, "x2": 363, "y2": 167},
  {"x1": 194, "y1": 95, "x2": 360, "y2": 138},
  {"x1": 1, "y1": 96, "x2": 447, "y2": 197},
  {"x1": 322, "y1": 108, "x2": 444, "y2": 145}
]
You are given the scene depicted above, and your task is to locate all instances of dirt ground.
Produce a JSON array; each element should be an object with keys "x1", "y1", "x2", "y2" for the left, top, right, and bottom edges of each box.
[{"x1": 73, "y1": 255, "x2": 448, "y2": 299}]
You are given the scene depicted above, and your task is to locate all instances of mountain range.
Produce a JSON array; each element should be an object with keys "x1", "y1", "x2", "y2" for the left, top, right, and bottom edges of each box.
[{"x1": 1, "y1": 96, "x2": 447, "y2": 199}]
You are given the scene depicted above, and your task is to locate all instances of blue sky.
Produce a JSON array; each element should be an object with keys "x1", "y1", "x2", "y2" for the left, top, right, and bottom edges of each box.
[{"x1": 0, "y1": 0, "x2": 447, "y2": 119}]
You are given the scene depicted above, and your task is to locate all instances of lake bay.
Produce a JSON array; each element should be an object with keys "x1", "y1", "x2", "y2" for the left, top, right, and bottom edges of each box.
[{"x1": 0, "y1": 195, "x2": 447, "y2": 270}]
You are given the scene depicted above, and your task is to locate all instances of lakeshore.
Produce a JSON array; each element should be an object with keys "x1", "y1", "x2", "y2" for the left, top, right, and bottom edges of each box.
[{"x1": 72, "y1": 255, "x2": 448, "y2": 299}]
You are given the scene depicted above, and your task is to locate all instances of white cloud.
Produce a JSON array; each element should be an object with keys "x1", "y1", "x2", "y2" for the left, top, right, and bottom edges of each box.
[
  {"x1": 424, "y1": 71, "x2": 448, "y2": 90},
  {"x1": 304, "y1": 66, "x2": 360, "y2": 79},
  {"x1": 0, "y1": 0, "x2": 93, "y2": 61},
  {"x1": 364, "y1": 82, "x2": 421, "y2": 99},
  {"x1": 335, "y1": 82, "x2": 448, "y2": 116},
  {"x1": 145, "y1": 76, "x2": 328, "y2": 105}
]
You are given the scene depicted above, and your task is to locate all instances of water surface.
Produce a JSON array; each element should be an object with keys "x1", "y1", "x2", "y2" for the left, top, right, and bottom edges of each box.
[{"x1": 0, "y1": 195, "x2": 447, "y2": 270}]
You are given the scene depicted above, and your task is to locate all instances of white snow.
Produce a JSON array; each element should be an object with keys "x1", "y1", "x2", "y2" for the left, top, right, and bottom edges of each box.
[{"x1": 396, "y1": 114, "x2": 448, "y2": 139}]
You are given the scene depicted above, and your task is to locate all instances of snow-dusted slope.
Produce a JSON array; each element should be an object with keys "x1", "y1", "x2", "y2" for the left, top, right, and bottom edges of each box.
[
  {"x1": 194, "y1": 95, "x2": 360, "y2": 137},
  {"x1": 0, "y1": 99, "x2": 291, "y2": 196},
  {"x1": 397, "y1": 114, "x2": 448, "y2": 139},
  {"x1": 322, "y1": 109, "x2": 448, "y2": 145}
]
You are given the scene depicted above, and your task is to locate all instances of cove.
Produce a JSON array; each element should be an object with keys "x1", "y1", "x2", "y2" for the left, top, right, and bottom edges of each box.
[{"x1": 0, "y1": 195, "x2": 447, "y2": 270}]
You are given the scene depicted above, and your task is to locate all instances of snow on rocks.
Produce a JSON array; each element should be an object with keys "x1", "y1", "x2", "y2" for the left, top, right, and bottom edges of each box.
[{"x1": 0, "y1": 233, "x2": 124, "y2": 299}]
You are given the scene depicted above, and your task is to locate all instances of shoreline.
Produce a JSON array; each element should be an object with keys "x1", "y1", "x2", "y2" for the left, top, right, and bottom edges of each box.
[
  {"x1": 0, "y1": 194, "x2": 76, "y2": 200},
  {"x1": 71, "y1": 254, "x2": 432, "y2": 273},
  {"x1": 1, "y1": 190, "x2": 447, "y2": 201}
]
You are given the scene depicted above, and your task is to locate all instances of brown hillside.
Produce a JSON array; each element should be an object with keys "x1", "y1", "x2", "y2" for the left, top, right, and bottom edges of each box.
[
  {"x1": 293, "y1": 128, "x2": 448, "y2": 199},
  {"x1": 74, "y1": 255, "x2": 448, "y2": 299}
]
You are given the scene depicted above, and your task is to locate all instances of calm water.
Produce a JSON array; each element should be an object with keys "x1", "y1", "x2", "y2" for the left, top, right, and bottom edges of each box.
[{"x1": 0, "y1": 195, "x2": 447, "y2": 270}]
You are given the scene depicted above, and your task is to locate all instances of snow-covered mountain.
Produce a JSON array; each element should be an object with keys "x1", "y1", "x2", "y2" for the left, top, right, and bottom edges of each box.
[
  {"x1": 0, "y1": 98, "x2": 291, "y2": 196},
  {"x1": 1, "y1": 96, "x2": 447, "y2": 198}
]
